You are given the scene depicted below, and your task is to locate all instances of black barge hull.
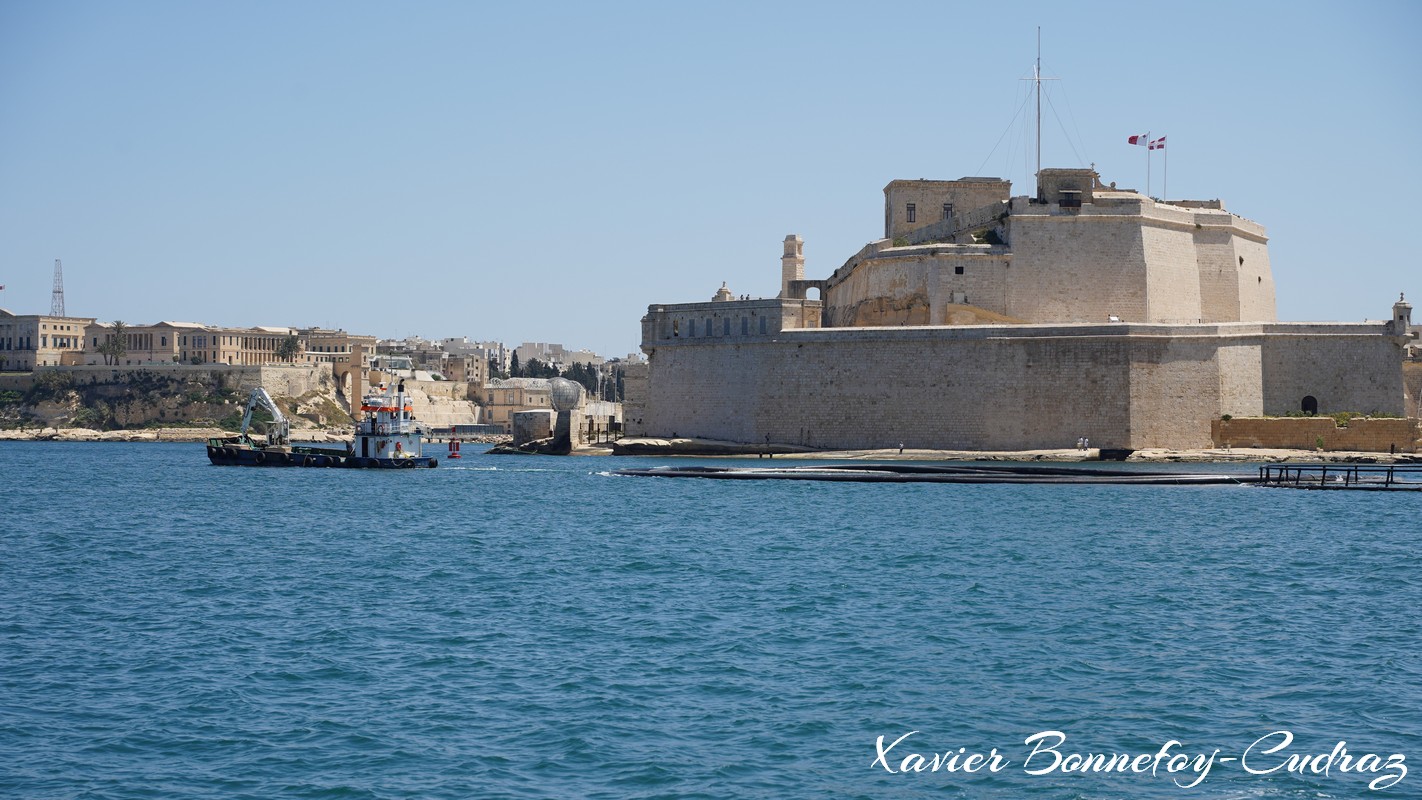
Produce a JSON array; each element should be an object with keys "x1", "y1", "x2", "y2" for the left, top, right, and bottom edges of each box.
[{"x1": 206, "y1": 444, "x2": 437, "y2": 469}]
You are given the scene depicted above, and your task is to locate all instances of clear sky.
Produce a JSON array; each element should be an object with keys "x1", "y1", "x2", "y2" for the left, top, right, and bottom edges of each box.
[{"x1": 2, "y1": 0, "x2": 1417, "y2": 357}]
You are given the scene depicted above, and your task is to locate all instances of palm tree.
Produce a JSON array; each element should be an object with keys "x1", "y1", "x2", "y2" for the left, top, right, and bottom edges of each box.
[
  {"x1": 275, "y1": 335, "x2": 302, "y2": 363},
  {"x1": 100, "y1": 320, "x2": 128, "y2": 365}
]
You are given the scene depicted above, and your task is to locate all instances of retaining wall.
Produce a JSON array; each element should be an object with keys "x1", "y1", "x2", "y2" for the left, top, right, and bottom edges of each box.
[
  {"x1": 635, "y1": 323, "x2": 1405, "y2": 451},
  {"x1": 1213, "y1": 417, "x2": 1420, "y2": 453}
]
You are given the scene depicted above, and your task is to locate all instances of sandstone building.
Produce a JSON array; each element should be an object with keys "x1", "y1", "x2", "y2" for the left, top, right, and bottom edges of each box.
[
  {"x1": 483, "y1": 377, "x2": 554, "y2": 433},
  {"x1": 0, "y1": 310, "x2": 96, "y2": 370},
  {"x1": 633, "y1": 170, "x2": 1416, "y2": 451}
]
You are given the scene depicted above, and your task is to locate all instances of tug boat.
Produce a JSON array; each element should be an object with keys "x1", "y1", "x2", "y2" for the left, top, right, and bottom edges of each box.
[
  {"x1": 348, "y1": 380, "x2": 438, "y2": 468},
  {"x1": 206, "y1": 381, "x2": 438, "y2": 468}
]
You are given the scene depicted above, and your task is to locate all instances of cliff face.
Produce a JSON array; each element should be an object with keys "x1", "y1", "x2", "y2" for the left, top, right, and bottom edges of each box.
[
  {"x1": 0, "y1": 365, "x2": 348, "y2": 431},
  {"x1": 401, "y1": 380, "x2": 484, "y2": 427}
]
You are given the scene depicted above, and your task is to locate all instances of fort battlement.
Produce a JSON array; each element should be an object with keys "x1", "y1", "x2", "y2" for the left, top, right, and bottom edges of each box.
[{"x1": 641, "y1": 297, "x2": 822, "y2": 344}]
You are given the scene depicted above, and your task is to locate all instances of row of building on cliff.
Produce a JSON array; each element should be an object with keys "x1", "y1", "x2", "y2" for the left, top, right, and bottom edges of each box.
[
  {"x1": 0, "y1": 312, "x2": 633, "y2": 436},
  {"x1": 0, "y1": 317, "x2": 375, "y2": 372},
  {"x1": 629, "y1": 168, "x2": 1420, "y2": 451}
]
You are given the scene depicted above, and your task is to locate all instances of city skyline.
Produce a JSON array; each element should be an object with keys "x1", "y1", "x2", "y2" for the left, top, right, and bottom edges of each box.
[{"x1": 2, "y1": 1, "x2": 1417, "y2": 357}]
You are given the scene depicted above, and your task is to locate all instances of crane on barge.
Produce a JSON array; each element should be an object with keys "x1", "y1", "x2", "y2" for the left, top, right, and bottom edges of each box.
[{"x1": 238, "y1": 387, "x2": 290, "y2": 447}]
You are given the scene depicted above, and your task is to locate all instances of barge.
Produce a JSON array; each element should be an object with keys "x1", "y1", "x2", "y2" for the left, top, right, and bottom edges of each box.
[{"x1": 207, "y1": 381, "x2": 438, "y2": 468}]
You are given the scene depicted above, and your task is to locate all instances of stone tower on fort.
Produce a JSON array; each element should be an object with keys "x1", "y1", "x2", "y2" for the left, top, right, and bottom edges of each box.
[{"x1": 809, "y1": 169, "x2": 1276, "y2": 329}]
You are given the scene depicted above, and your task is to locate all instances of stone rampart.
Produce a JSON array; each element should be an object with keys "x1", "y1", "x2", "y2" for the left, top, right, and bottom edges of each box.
[
  {"x1": 642, "y1": 298, "x2": 822, "y2": 344},
  {"x1": 1260, "y1": 331, "x2": 1405, "y2": 415},
  {"x1": 1213, "y1": 417, "x2": 1420, "y2": 453},
  {"x1": 823, "y1": 247, "x2": 1011, "y2": 327},
  {"x1": 636, "y1": 323, "x2": 1404, "y2": 451}
]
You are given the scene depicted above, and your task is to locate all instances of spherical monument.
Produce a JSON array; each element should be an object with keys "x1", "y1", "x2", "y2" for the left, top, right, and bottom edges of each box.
[{"x1": 550, "y1": 378, "x2": 584, "y2": 413}]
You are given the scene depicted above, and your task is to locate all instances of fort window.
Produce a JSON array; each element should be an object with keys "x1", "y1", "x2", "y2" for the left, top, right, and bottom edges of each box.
[
  {"x1": 955, "y1": 266, "x2": 965, "y2": 275},
  {"x1": 689, "y1": 319, "x2": 697, "y2": 337},
  {"x1": 760, "y1": 316, "x2": 767, "y2": 334},
  {"x1": 672, "y1": 319, "x2": 680, "y2": 337},
  {"x1": 741, "y1": 317, "x2": 749, "y2": 335},
  {"x1": 705, "y1": 318, "x2": 712, "y2": 337},
  {"x1": 1301, "y1": 395, "x2": 1318, "y2": 415},
  {"x1": 906, "y1": 203, "x2": 916, "y2": 223},
  {"x1": 942, "y1": 203, "x2": 953, "y2": 221},
  {"x1": 1058, "y1": 190, "x2": 1082, "y2": 209}
]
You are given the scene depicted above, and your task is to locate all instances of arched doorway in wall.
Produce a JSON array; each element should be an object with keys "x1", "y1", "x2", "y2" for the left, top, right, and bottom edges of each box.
[{"x1": 1301, "y1": 395, "x2": 1318, "y2": 415}]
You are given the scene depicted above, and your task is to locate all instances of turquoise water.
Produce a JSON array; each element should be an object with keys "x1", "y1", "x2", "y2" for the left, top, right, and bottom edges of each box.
[{"x1": 2, "y1": 442, "x2": 1418, "y2": 799}]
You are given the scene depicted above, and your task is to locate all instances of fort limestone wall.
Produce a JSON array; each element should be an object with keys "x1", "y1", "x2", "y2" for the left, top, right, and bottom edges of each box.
[
  {"x1": 1002, "y1": 196, "x2": 1274, "y2": 325},
  {"x1": 823, "y1": 246, "x2": 1011, "y2": 327},
  {"x1": 825, "y1": 193, "x2": 1276, "y2": 330},
  {"x1": 1259, "y1": 327, "x2": 1405, "y2": 415},
  {"x1": 635, "y1": 322, "x2": 1405, "y2": 451}
]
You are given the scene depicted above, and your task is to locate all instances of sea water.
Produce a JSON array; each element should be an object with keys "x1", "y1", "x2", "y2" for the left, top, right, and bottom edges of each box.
[{"x1": 1, "y1": 442, "x2": 1418, "y2": 799}]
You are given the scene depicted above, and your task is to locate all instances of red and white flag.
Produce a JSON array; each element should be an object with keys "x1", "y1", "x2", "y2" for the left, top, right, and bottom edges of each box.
[
  {"x1": 1127, "y1": 134, "x2": 1150, "y2": 146},
  {"x1": 1150, "y1": 136, "x2": 1166, "y2": 150}
]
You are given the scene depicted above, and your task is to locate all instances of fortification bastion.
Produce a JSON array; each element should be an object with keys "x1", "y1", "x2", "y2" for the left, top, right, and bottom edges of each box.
[{"x1": 632, "y1": 170, "x2": 1414, "y2": 452}]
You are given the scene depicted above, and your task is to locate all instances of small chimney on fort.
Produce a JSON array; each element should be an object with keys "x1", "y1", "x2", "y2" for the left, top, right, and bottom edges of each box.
[{"x1": 780, "y1": 234, "x2": 804, "y2": 298}]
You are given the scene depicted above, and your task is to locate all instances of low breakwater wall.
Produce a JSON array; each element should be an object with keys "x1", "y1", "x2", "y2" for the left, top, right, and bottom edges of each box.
[{"x1": 1213, "y1": 417, "x2": 1420, "y2": 453}]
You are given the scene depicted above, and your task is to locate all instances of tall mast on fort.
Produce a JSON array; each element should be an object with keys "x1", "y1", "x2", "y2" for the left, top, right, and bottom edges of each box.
[
  {"x1": 1026, "y1": 29, "x2": 1055, "y2": 199},
  {"x1": 1035, "y1": 27, "x2": 1041, "y2": 191}
]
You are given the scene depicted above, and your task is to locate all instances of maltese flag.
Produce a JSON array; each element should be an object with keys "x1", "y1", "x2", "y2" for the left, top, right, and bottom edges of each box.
[
  {"x1": 1150, "y1": 136, "x2": 1166, "y2": 150},
  {"x1": 1127, "y1": 133, "x2": 1150, "y2": 146}
]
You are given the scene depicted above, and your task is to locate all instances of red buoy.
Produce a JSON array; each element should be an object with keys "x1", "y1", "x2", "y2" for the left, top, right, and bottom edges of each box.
[{"x1": 449, "y1": 438, "x2": 462, "y2": 459}]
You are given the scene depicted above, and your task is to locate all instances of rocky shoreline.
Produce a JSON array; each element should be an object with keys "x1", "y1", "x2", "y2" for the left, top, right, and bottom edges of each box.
[
  {"x1": 0, "y1": 427, "x2": 348, "y2": 443},
  {"x1": 3, "y1": 429, "x2": 1419, "y2": 463},
  {"x1": 0, "y1": 427, "x2": 512, "y2": 445}
]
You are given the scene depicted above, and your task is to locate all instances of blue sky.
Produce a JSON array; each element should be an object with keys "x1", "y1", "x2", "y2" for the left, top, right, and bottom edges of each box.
[{"x1": 1, "y1": 0, "x2": 1417, "y2": 357}]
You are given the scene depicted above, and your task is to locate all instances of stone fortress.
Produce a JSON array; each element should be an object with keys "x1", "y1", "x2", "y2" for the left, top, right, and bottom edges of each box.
[{"x1": 630, "y1": 169, "x2": 1416, "y2": 451}]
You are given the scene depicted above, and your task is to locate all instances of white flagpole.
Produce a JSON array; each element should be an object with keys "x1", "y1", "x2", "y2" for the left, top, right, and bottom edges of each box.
[
  {"x1": 1145, "y1": 131, "x2": 1151, "y2": 197},
  {"x1": 1163, "y1": 141, "x2": 1168, "y2": 201}
]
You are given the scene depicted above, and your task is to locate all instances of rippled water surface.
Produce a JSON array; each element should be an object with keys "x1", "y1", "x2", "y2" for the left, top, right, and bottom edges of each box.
[{"x1": 2, "y1": 442, "x2": 1419, "y2": 799}]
